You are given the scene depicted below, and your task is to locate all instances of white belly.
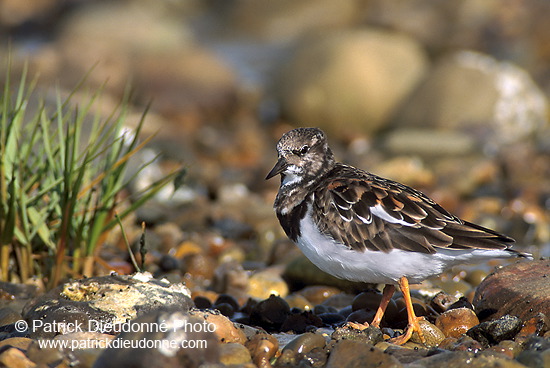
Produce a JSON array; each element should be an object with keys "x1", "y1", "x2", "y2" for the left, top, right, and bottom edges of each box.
[{"x1": 296, "y1": 205, "x2": 514, "y2": 285}]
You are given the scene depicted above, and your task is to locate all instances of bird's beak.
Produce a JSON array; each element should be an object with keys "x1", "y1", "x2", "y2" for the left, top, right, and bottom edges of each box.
[{"x1": 265, "y1": 157, "x2": 287, "y2": 180}]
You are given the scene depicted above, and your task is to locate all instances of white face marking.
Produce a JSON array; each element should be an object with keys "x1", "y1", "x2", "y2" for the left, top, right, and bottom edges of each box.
[
  {"x1": 371, "y1": 204, "x2": 415, "y2": 226},
  {"x1": 281, "y1": 165, "x2": 303, "y2": 187}
]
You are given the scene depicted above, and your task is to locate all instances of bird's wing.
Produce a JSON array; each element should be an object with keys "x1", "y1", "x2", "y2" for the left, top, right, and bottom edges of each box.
[{"x1": 313, "y1": 166, "x2": 514, "y2": 254}]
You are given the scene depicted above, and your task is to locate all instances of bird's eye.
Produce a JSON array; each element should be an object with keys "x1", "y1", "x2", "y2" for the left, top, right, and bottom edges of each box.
[{"x1": 294, "y1": 145, "x2": 309, "y2": 156}]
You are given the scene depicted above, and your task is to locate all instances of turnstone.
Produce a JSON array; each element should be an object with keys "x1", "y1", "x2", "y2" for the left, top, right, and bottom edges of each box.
[{"x1": 266, "y1": 127, "x2": 531, "y2": 344}]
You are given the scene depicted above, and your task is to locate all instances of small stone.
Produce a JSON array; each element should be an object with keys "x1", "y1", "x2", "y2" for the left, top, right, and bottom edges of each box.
[
  {"x1": 277, "y1": 332, "x2": 326, "y2": 365},
  {"x1": 298, "y1": 286, "x2": 342, "y2": 306},
  {"x1": 332, "y1": 324, "x2": 384, "y2": 346},
  {"x1": 248, "y1": 268, "x2": 289, "y2": 299},
  {"x1": 467, "y1": 315, "x2": 523, "y2": 348},
  {"x1": 325, "y1": 340, "x2": 402, "y2": 368},
  {"x1": 430, "y1": 291, "x2": 459, "y2": 313},
  {"x1": 280, "y1": 311, "x2": 323, "y2": 333},
  {"x1": 285, "y1": 293, "x2": 313, "y2": 311},
  {"x1": 0, "y1": 347, "x2": 36, "y2": 368},
  {"x1": 219, "y1": 342, "x2": 252, "y2": 365},
  {"x1": 410, "y1": 319, "x2": 446, "y2": 347},
  {"x1": 436, "y1": 307, "x2": 480, "y2": 338},
  {"x1": 249, "y1": 295, "x2": 290, "y2": 332},
  {"x1": 246, "y1": 333, "x2": 278, "y2": 368},
  {"x1": 188, "y1": 310, "x2": 246, "y2": 344}
]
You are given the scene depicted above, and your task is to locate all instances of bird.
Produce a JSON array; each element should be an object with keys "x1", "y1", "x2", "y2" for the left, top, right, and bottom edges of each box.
[{"x1": 265, "y1": 127, "x2": 531, "y2": 345}]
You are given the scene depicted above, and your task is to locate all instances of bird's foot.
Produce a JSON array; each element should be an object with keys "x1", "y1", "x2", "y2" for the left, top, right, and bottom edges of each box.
[
  {"x1": 346, "y1": 321, "x2": 370, "y2": 331},
  {"x1": 389, "y1": 316, "x2": 425, "y2": 345}
]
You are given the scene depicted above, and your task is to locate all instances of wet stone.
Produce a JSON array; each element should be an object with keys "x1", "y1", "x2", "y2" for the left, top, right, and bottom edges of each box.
[
  {"x1": 430, "y1": 291, "x2": 460, "y2": 313},
  {"x1": 410, "y1": 319, "x2": 446, "y2": 347},
  {"x1": 23, "y1": 273, "x2": 192, "y2": 338},
  {"x1": 332, "y1": 324, "x2": 384, "y2": 346},
  {"x1": 246, "y1": 333, "x2": 278, "y2": 368},
  {"x1": 473, "y1": 259, "x2": 550, "y2": 322},
  {"x1": 280, "y1": 310, "x2": 323, "y2": 333},
  {"x1": 249, "y1": 295, "x2": 290, "y2": 332},
  {"x1": 298, "y1": 286, "x2": 342, "y2": 306},
  {"x1": 219, "y1": 342, "x2": 252, "y2": 365},
  {"x1": 436, "y1": 307, "x2": 480, "y2": 338},
  {"x1": 277, "y1": 332, "x2": 326, "y2": 366},
  {"x1": 188, "y1": 309, "x2": 247, "y2": 344},
  {"x1": 326, "y1": 340, "x2": 403, "y2": 368},
  {"x1": 467, "y1": 315, "x2": 523, "y2": 348}
]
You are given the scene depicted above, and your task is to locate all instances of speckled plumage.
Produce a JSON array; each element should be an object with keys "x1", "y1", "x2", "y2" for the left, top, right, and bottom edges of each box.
[{"x1": 266, "y1": 127, "x2": 528, "y2": 285}]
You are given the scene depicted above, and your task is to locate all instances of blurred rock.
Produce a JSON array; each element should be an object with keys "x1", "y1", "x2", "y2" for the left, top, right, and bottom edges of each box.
[
  {"x1": 275, "y1": 29, "x2": 428, "y2": 138},
  {"x1": 382, "y1": 129, "x2": 475, "y2": 157},
  {"x1": 473, "y1": 259, "x2": 550, "y2": 322},
  {"x1": 23, "y1": 273, "x2": 192, "y2": 338},
  {"x1": 57, "y1": 1, "x2": 193, "y2": 92},
  {"x1": 0, "y1": 0, "x2": 60, "y2": 28},
  {"x1": 392, "y1": 51, "x2": 548, "y2": 154},
  {"x1": 216, "y1": 0, "x2": 363, "y2": 41}
]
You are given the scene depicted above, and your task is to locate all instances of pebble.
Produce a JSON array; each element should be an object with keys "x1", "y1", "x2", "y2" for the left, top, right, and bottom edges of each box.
[
  {"x1": 277, "y1": 332, "x2": 326, "y2": 365},
  {"x1": 246, "y1": 333, "x2": 279, "y2": 368},
  {"x1": 284, "y1": 293, "x2": 313, "y2": 311},
  {"x1": 332, "y1": 324, "x2": 383, "y2": 346},
  {"x1": 410, "y1": 319, "x2": 446, "y2": 347},
  {"x1": 280, "y1": 310, "x2": 323, "y2": 333},
  {"x1": 188, "y1": 310, "x2": 247, "y2": 344},
  {"x1": 466, "y1": 315, "x2": 523, "y2": 348},
  {"x1": 435, "y1": 307, "x2": 480, "y2": 338},
  {"x1": 248, "y1": 268, "x2": 289, "y2": 299},
  {"x1": 298, "y1": 286, "x2": 342, "y2": 306},
  {"x1": 219, "y1": 342, "x2": 253, "y2": 365},
  {"x1": 430, "y1": 291, "x2": 459, "y2": 313},
  {"x1": 249, "y1": 295, "x2": 291, "y2": 332}
]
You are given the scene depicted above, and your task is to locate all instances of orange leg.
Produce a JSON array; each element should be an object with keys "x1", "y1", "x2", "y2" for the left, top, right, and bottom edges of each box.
[
  {"x1": 390, "y1": 276, "x2": 425, "y2": 345},
  {"x1": 347, "y1": 284, "x2": 395, "y2": 331},
  {"x1": 371, "y1": 284, "x2": 396, "y2": 328}
]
